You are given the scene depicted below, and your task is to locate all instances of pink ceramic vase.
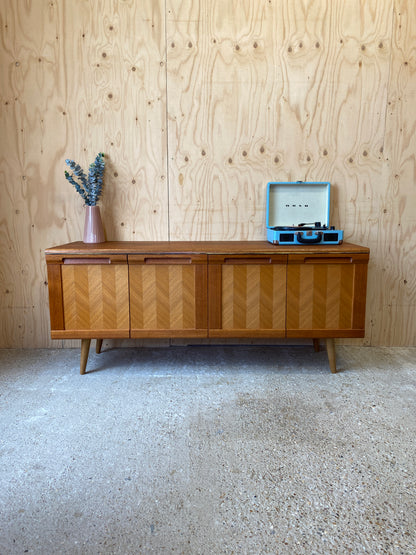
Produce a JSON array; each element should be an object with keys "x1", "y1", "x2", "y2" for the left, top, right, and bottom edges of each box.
[{"x1": 83, "y1": 205, "x2": 105, "y2": 243}]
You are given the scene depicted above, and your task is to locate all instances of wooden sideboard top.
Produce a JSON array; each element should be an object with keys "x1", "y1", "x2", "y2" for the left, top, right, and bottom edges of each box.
[{"x1": 45, "y1": 240, "x2": 370, "y2": 256}]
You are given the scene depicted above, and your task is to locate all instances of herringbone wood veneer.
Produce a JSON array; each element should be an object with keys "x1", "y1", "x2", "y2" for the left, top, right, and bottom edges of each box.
[
  {"x1": 62, "y1": 265, "x2": 129, "y2": 332},
  {"x1": 209, "y1": 257, "x2": 286, "y2": 336},
  {"x1": 287, "y1": 260, "x2": 367, "y2": 336},
  {"x1": 129, "y1": 261, "x2": 207, "y2": 336},
  {"x1": 222, "y1": 265, "x2": 286, "y2": 330}
]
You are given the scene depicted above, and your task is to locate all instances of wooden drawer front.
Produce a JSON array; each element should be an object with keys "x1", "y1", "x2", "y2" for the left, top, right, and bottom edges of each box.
[
  {"x1": 61, "y1": 264, "x2": 129, "y2": 334},
  {"x1": 209, "y1": 256, "x2": 286, "y2": 337},
  {"x1": 287, "y1": 259, "x2": 368, "y2": 337},
  {"x1": 129, "y1": 257, "x2": 207, "y2": 337}
]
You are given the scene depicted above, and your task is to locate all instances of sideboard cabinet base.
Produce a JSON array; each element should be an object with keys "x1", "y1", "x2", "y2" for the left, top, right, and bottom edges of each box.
[
  {"x1": 45, "y1": 241, "x2": 369, "y2": 375},
  {"x1": 78, "y1": 337, "x2": 339, "y2": 375}
]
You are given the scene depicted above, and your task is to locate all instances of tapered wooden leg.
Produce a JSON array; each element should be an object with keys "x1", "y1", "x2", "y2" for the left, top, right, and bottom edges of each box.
[
  {"x1": 313, "y1": 338, "x2": 320, "y2": 352},
  {"x1": 96, "y1": 339, "x2": 103, "y2": 354},
  {"x1": 80, "y1": 339, "x2": 91, "y2": 375},
  {"x1": 326, "y1": 338, "x2": 337, "y2": 373}
]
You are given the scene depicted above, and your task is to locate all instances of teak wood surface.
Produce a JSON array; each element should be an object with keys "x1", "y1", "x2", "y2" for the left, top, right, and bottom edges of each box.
[
  {"x1": 129, "y1": 254, "x2": 207, "y2": 337},
  {"x1": 45, "y1": 241, "x2": 369, "y2": 257},
  {"x1": 46, "y1": 241, "x2": 369, "y2": 374},
  {"x1": 208, "y1": 254, "x2": 287, "y2": 337}
]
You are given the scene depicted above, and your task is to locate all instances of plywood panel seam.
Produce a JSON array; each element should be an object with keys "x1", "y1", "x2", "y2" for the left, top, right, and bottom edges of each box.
[{"x1": 164, "y1": 0, "x2": 171, "y2": 240}]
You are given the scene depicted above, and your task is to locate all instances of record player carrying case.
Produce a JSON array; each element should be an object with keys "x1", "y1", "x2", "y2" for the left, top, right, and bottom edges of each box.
[{"x1": 266, "y1": 181, "x2": 343, "y2": 245}]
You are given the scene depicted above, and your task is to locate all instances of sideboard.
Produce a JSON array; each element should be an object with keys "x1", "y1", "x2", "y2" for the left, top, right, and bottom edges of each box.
[{"x1": 45, "y1": 241, "x2": 369, "y2": 374}]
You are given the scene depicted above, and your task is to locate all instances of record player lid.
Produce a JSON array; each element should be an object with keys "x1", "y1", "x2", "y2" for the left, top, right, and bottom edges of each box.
[{"x1": 266, "y1": 181, "x2": 331, "y2": 229}]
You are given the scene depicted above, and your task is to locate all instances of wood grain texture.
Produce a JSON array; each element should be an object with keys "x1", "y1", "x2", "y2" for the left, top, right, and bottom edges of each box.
[
  {"x1": 0, "y1": 0, "x2": 167, "y2": 347},
  {"x1": 372, "y1": 0, "x2": 416, "y2": 345},
  {"x1": 286, "y1": 256, "x2": 368, "y2": 336},
  {"x1": 0, "y1": 0, "x2": 415, "y2": 347},
  {"x1": 208, "y1": 257, "x2": 286, "y2": 336},
  {"x1": 166, "y1": 0, "x2": 392, "y2": 243},
  {"x1": 46, "y1": 264, "x2": 64, "y2": 331},
  {"x1": 45, "y1": 241, "x2": 368, "y2": 256},
  {"x1": 61, "y1": 264, "x2": 129, "y2": 333},
  {"x1": 129, "y1": 257, "x2": 208, "y2": 336}
]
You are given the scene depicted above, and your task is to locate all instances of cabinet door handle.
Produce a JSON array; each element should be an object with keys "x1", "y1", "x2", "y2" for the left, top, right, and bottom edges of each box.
[
  {"x1": 288, "y1": 253, "x2": 368, "y2": 264},
  {"x1": 303, "y1": 257, "x2": 353, "y2": 264},
  {"x1": 144, "y1": 257, "x2": 192, "y2": 265},
  {"x1": 224, "y1": 257, "x2": 272, "y2": 265},
  {"x1": 63, "y1": 258, "x2": 111, "y2": 265}
]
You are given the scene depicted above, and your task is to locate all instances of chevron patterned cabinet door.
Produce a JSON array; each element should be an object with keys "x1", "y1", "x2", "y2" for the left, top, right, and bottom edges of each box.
[
  {"x1": 286, "y1": 253, "x2": 369, "y2": 338},
  {"x1": 46, "y1": 254, "x2": 130, "y2": 339},
  {"x1": 129, "y1": 254, "x2": 208, "y2": 337},
  {"x1": 61, "y1": 262, "x2": 130, "y2": 337},
  {"x1": 208, "y1": 255, "x2": 287, "y2": 337}
]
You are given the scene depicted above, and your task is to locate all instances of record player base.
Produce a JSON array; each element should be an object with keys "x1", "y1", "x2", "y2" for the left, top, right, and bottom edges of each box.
[{"x1": 45, "y1": 241, "x2": 369, "y2": 375}]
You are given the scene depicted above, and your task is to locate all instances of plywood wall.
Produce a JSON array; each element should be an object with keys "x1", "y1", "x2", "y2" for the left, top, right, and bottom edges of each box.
[
  {"x1": 378, "y1": 0, "x2": 416, "y2": 345},
  {"x1": 0, "y1": 0, "x2": 414, "y2": 348}
]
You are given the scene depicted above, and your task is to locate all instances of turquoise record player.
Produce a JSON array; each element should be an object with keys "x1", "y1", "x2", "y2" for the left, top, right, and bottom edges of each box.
[{"x1": 266, "y1": 181, "x2": 344, "y2": 245}]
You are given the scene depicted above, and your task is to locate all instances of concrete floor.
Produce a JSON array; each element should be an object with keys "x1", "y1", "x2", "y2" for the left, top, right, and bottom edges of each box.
[{"x1": 0, "y1": 345, "x2": 415, "y2": 554}]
